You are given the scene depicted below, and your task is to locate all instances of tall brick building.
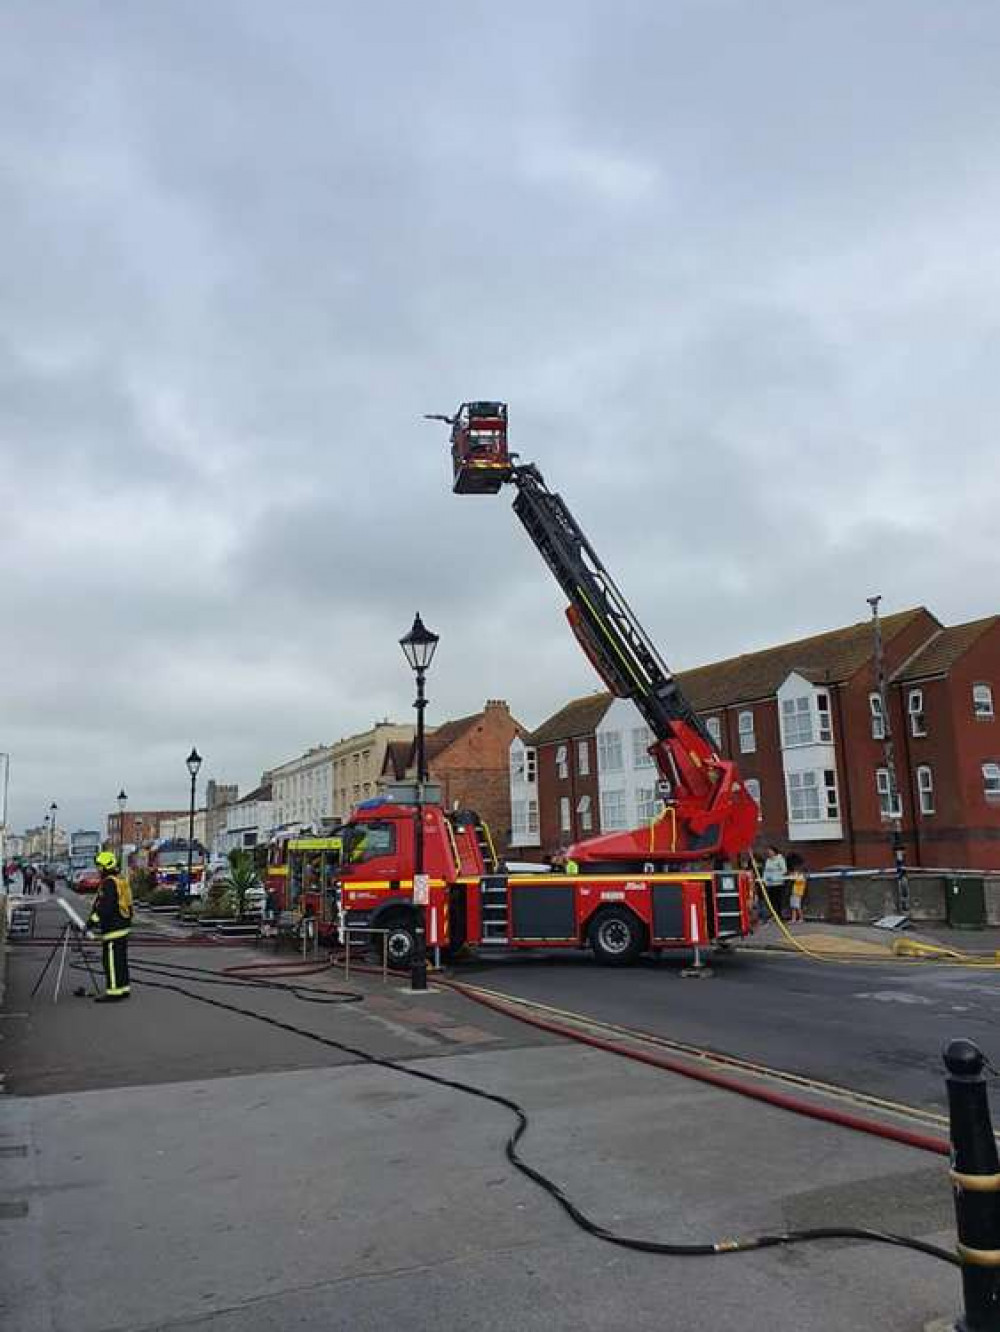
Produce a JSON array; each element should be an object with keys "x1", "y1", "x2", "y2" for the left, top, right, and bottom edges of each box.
[
  {"x1": 382, "y1": 700, "x2": 526, "y2": 846},
  {"x1": 512, "y1": 608, "x2": 1000, "y2": 870},
  {"x1": 106, "y1": 808, "x2": 190, "y2": 849}
]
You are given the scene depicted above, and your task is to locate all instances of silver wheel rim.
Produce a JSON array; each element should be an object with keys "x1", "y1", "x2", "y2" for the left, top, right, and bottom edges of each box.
[
  {"x1": 598, "y1": 918, "x2": 632, "y2": 954},
  {"x1": 386, "y1": 929, "x2": 412, "y2": 963}
]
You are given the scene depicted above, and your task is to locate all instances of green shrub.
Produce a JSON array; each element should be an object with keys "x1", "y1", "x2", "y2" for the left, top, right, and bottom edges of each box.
[
  {"x1": 130, "y1": 869, "x2": 157, "y2": 902},
  {"x1": 147, "y1": 888, "x2": 180, "y2": 907},
  {"x1": 204, "y1": 881, "x2": 236, "y2": 918},
  {"x1": 221, "y1": 849, "x2": 262, "y2": 918}
]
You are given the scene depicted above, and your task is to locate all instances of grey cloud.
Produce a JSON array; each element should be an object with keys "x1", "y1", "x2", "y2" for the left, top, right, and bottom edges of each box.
[{"x1": 3, "y1": 1, "x2": 999, "y2": 832}]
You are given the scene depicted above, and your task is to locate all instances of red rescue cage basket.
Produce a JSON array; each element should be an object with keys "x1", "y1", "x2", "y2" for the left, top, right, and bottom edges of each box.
[{"x1": 451, "y1": 401, "x2": 511, "y2": 494}]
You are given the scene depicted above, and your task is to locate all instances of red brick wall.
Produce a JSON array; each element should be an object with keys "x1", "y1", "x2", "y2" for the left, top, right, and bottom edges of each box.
[
  {"x1": 108, "y1": 810, "x2": 190, "y2": 846},
  {"x1": 536, "y1": 734, "x2": 601, "y2": 857},
  {"x1": 716, "y1": 699, "x2": 788, "y2": 856},
  {"x1": 529, "y1": 611, "x2": 1000, "y2": 871},
  {"x1": 937, "y1": 624, "x2": 1000, "y2": 869},
  {"x1": 428, "y1": 701, "x2": 524, "y2": 850}
]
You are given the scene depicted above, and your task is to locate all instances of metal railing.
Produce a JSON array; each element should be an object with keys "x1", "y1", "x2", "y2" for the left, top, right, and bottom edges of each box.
[{"x1": 340, "y1": 927, "x2": 392, "y2": 982}]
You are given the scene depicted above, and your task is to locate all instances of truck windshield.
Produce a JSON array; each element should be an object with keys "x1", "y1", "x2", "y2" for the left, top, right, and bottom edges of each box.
[{"x1": 343, "y1": 823, "x2": 396, "y2": 864}]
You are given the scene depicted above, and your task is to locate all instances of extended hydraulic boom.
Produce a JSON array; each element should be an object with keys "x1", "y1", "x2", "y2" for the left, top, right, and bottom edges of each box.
[{"x1": 434, "y1": 401, "x2": 758, "y2": 867}]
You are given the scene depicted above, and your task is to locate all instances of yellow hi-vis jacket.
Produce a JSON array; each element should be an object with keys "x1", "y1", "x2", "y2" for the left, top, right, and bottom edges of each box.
[{"x1": 89, "y1": 873, "x2": 133, "y2": 935}]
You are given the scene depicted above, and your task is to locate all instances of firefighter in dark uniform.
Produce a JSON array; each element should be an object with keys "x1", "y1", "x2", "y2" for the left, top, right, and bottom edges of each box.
[{"x1": 89, "y1": 850, "x2": 133, "y2": 1002}]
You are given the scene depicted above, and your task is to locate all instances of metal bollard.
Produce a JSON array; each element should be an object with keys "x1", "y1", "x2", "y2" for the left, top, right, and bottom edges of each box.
[{"x1": 944, "y1": 1039, "x2": 1000, "y2": 1330}]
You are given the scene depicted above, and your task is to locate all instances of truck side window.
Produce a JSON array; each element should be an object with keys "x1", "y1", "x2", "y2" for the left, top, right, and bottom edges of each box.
[{"x1": 348, "y1": 823, "x2": 396, "y2": 863}]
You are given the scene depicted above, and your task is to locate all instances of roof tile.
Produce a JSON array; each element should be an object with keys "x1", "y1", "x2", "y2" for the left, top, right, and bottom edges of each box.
[{"x1": 896, "y1": 617, "x2": 1000, "y2": 681}]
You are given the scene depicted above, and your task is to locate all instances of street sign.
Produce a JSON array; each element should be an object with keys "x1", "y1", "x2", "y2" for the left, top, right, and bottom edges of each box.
[{"x1": 413, "y1": 874, "x2": 430, "y2": 905}]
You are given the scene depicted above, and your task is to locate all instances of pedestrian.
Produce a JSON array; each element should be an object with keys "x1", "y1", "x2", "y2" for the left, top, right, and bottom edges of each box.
[
  {"x1": 87, "y1": 850, "x2": 133, "y2": 1003},
  {"x1": 22, "y1": 863, "x2": 35, "y2": 896},
  {"x1": 548, "y1": 847, "x2": 579, "y2": 874},
  {"x1": 789, "y1": 860, "x2": 807, "y2": 924},
  {"x1": 761, "y1": 844, "x2": 788, "y2": 920}
]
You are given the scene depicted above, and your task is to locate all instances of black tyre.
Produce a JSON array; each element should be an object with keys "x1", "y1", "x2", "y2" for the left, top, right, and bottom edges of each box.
[
  {"x1": 378, "y1": 915, "x2": 419, "y2": 970},
  {"x1": 588, "y1": 907, "x2": 646, "y2": 966}
]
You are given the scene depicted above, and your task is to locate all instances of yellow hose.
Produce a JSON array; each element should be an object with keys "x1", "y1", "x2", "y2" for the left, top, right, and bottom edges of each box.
[{"x1": 748, "y1": 855, "x2": 1000, "y2": 969}]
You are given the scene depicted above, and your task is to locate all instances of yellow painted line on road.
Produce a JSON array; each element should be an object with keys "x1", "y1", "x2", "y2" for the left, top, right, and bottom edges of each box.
[{"x1": 454, "y1": 979, "x2": 954, "y2": 1133}]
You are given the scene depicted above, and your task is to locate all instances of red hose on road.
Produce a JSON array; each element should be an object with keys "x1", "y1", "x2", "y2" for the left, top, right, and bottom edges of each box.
[
  {"x1": 437, "y1": 976, "x2": 950, "y2": 1158},
  {"x1": 63, "y1": 932, "x2": 949, "y2": 1159}
]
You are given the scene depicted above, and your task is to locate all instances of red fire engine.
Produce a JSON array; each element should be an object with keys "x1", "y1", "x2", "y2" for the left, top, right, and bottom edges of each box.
[{"x1": 336, "y1": 403, "x2": 759, "y2": 967}]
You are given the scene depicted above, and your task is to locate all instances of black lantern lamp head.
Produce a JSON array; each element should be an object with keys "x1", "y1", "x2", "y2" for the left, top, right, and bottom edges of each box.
[
  {"x1": 399, "y1": 613, "x2": 439, "y2": 674},
  {"x1": 117, "y1": 788, "x2": 127, "y2": 809},
  {"x1": 186, "y1": 747, "x2": 203, "y2": 779}
]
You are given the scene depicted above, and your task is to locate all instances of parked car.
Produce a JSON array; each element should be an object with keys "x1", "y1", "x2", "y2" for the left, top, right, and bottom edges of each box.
[{"x1": 73, "y1": 867, "x2": 101, "y2": 893}]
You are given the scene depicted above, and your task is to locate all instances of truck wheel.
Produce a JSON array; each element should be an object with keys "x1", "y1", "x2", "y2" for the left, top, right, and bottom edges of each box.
[
  {"x1": 589, "y1": 907, "x2": 646, "y2": 966},
  {"x1": 379, "y1": 916, "x2": 418, "y2": 970}
]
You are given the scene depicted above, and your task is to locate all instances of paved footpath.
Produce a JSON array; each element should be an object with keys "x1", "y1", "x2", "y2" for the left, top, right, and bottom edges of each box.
[{"x1": 1, "y1": 899, "x2": 965, "y2": 1331}]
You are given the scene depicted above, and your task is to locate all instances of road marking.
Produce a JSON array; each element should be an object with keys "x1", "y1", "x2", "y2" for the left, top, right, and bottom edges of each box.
[
  {"x1": 854, "y1": 991, "x2": 933, "y2": 1005},
  {"x1": 453, "y1": 980, "x2": 955, "y2": 1133}
]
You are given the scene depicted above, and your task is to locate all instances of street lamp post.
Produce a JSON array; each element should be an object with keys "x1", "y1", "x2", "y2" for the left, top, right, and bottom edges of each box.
[
  {"x1": 117, "y1": 789, "x2": 127, "y2": 869},
  {"x1": 185, "y1": 748, "x2": 202, "y2": 905},
  {"x1": 399, "y1": 612, "x2": 439, "y2": 992},
  {"x1": 48, "y1": 802, "x2": 58, "y2": 865},
  {"x1": 868, "y1": 595, "x2": 909, "y2": 918}
]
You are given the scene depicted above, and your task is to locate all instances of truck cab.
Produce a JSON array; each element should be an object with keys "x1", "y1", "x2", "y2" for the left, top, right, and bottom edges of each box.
[{"x1": 337, "y1": 783, "x2": 494, "y2": 964}]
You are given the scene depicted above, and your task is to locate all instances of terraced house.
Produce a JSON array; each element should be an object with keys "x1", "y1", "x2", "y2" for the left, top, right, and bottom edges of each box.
[{"x1": 511, "y1": 608, "x2": 1000, "y2": 870}]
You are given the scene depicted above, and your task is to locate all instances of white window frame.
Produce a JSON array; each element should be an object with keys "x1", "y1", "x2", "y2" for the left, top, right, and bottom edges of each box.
[
  {"x1": 597, "y1": 730, "x2": 624, "y2": 774},
  {"x1": 782, "y1": 696, "x2": 813, "y2": 747},
  {"x1": 974, "y1": 684, "x2": 995, "y2": 720},
  {"x1": 511, "y1": 799, "x2": 528, "y2": 838},
  {"x1": 527, "y1": 798, "x2": 539, "y2": 835},
  {"x1": 869, "y1": 693, "x2": 885, "y2": 741},
  {"x1": 559, "y1": 795, "x2": 571, "y2": 833},
  {"x1": 983, "y1": 762, "x2": 1000, "y2": 799},
  {"x1": 577, "y1": 741, "x2": 589, "y2": 777},
  {"x1": 876, "y1": 767, "x2": 902, "y2": 819},
  {"x1": 705, "y1": 716, "x2": 722, "y2": 749},
  {"x1": 916, "y1": 764, "x2": 934, "y2": 815},
  {"x1": 738, "y1": 710, "x2": 756, "y2": 754},
  {"x1": 631, "y1": 727, "x2": 654, "y2": 769},
  {"x1": 576, "y1": 794, "x2": 592, "y2": 832},
  {"x1": 510, "y1": 749, "x2": 526, "y2": 783},
  {"x1": 908, "y1": 689, "x2": 926, "y2": 737},
  {"x1": 787, "y1": 771, "x2": 821, "y2": 822},
  {"x1": 635, "y1": 787, "x2": 660, "y2": 822},
  {"x1": 744, "y1": 777, "x2": 762, "y2": 817},
  {"x1": 600, "y1": 789, "x2": 627, "y2": 832},
  {"x1": 526, "y1": 747, "x2": 537, "y2": 783},
  {"x1": 556, "y1": 744, "x2": 569, "y2": 780}
]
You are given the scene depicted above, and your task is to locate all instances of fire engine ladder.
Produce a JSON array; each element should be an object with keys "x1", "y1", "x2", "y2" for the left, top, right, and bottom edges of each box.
[
  {"x1": 447, "y1": 811, "x2": 500, "y2": 874},
  {"x1": 509, "y1": 464, "x2": 714, "y2": 751},
  {"x1": 478, "y1": 875, "x2": 509, "y2": 944},
  {"x1": 475, "y1": 819, "x2": 499, "y2": 873},
  {"x1": 713, "y1": 872, "x2": 743, "y2": 939}
]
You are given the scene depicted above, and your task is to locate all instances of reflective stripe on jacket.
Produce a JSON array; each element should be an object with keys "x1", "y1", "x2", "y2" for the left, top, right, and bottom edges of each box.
[{"x1": 89, "y1": 873, "x2": 133, "y2": 934}]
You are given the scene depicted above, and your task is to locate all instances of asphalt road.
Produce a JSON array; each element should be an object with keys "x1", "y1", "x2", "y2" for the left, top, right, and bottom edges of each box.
[
  {"x1": 453, "y1": 946, "x2": 1000, "y2": 1110},
  {"x1": 2, "y1": 914, "x2": 964, "y2": 1332}
]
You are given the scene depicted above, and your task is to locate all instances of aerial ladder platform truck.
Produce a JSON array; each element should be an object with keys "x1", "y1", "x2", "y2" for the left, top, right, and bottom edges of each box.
[{"x1": 333, "y1": 403, "x2": 758, "y2": 968}]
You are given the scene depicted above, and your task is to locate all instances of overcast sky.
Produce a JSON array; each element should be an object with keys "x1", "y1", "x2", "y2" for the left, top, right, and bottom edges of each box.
[{"x1": 3, "y1": 1, "x2": 999, "y2": 835}]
